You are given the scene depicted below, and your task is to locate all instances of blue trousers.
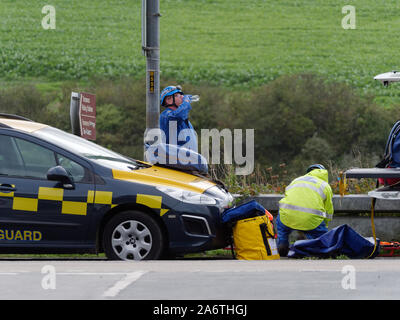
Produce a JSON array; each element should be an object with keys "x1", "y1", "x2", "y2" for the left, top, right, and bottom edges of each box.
[{"x1": 276, "y1": 214, "x2": 328, "y2": 251}]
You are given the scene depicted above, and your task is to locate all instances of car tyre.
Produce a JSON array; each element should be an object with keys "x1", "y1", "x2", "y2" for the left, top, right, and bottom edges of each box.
[{"x1": 103, "y1": 210, "x2": 164, "y2": 261}]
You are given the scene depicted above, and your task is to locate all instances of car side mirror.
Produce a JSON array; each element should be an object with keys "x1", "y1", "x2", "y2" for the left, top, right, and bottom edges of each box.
[{"x1": 47, "y1": 166, "x2": 74, "y2": 188}]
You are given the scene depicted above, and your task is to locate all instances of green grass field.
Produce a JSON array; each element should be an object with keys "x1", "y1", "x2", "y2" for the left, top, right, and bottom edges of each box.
[{"x1": 2, "y1": 0, "x2": 400, "y2": 105}]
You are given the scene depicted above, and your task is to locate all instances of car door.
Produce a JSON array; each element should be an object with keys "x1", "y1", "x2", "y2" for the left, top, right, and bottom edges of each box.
[{"x1": 0, "y1": 132, "x2": 96, "y2": 249}]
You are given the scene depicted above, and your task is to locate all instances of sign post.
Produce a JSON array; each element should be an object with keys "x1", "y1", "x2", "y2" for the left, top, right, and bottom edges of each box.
[
  {"x1": 79, "y1": 92, "x2": 96, "y2": 141},
  {"x1": 69, "y1": 92, "x2": 96, "y2": 141}
]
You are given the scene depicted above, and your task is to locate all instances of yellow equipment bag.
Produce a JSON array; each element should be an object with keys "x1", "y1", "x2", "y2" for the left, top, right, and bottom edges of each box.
[{"x1": 233, "y1": 215, "x2": 280, "y2": 260}]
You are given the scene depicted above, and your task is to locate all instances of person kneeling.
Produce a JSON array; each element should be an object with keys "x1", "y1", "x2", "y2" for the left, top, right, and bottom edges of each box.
[{"x1": 276, "y1": 164, "x2": 334, "y2": 257}]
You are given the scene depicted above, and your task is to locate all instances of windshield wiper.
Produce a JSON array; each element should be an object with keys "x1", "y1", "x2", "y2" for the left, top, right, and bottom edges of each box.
[
  {"x1": 85, "y1": 155, "x2": 134, "y2": 165},
  {"x1": 85, "y1": 155, "x2": 151, "y2": 170},
  {"x1": 131, "y1": 160, "x2": 152, "y2": 168}
]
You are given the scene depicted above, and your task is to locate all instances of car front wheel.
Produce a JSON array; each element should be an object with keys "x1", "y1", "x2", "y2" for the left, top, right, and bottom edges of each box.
[{"x1": 103, "y1": 210, "x2": 164, "y2": 261}]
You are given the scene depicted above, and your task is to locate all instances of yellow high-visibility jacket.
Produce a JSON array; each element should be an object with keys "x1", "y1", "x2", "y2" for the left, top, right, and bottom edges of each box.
[{"x1": 279, "y1": 169, "x2": 334, "y2": 231}]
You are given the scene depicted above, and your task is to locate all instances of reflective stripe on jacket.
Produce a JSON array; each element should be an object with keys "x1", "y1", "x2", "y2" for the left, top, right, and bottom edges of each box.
[{"x1": 278, "y1": 169, "x2": 334, "y2": 231}]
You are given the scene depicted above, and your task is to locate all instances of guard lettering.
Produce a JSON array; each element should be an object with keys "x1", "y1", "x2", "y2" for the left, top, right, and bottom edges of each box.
[{"x1": 0, "y1": 229, "x2": 42, "y2": 241}]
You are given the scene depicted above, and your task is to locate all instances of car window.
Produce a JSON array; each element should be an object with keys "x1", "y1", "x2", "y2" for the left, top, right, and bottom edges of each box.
[
  {"x1": 33, "y1": 126, "x2": 146, "y2": 170},
  {"x1": 0, "y1": 134, "x2": 90, "y2": 182},
  {"x1": 14, "y1": 137, "x2": 57, "y2": 179},
  {"x1": 56, "y1": 154, "x2": 86, "y2": 182},
  {"x1": 0, "y1": 135, "x2": 25, "y2": 176}
]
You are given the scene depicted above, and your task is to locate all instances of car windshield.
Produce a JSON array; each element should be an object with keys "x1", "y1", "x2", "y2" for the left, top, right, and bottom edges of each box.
[{"x1": 33, "y1": 126, "x2": 149, "y2": 170}]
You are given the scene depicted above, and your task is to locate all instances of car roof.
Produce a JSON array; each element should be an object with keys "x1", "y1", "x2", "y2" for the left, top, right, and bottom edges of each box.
[{"x1": 0, "y1": 114, "x2": 48, "y2": 133}]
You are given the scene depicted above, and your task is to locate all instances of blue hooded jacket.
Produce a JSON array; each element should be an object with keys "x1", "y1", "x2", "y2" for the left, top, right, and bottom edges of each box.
[{"x1": 159, "y1": 98, "x2": 198, "y2": 152}]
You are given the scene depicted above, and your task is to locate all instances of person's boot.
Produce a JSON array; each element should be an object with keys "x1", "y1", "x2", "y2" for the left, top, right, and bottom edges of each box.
[{"x1": 278, "y1": 243, "x2": 289, "y2": 257}]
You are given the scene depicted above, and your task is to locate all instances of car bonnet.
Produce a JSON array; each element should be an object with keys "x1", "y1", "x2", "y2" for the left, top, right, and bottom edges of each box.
[{"x1": 112, "y1": 166, "x2": 216, "y2": 194}]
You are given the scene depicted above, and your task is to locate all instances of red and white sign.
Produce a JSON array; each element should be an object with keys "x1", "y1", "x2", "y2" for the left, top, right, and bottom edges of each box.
[{"x1": 79, "y1": 92, "x2": 96, "y2": 140}]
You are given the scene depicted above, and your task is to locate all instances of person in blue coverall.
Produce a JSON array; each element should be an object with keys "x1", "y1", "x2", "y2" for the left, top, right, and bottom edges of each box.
[{"x1": 159, "y1": 85, "x2": 198, "y2": 152}]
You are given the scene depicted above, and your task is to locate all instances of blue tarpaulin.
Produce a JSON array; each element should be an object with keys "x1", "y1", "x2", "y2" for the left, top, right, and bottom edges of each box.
[
  {"x1": 221, "y1": 200, "x2": 266, "y2": 224},
  {"x1": 287, "y1": 224, "x2": 380, "y2": 259}
]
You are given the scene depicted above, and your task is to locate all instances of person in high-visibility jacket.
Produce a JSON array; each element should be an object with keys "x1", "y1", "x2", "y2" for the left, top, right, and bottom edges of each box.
[{"x1": 276, "y1": 164, "x2": 334, "y2": 257}]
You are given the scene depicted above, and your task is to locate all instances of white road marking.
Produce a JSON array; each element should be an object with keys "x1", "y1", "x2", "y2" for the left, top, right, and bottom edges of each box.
[
  {"x1": 57, "y1": 272, "x2": 129, "y2": 276},
  {"x1": 0, "y1": 273, "x2": 19, "y2": 275},
  {"x1": 102, "y1": 271, "x2": 147, "y2": 298}
]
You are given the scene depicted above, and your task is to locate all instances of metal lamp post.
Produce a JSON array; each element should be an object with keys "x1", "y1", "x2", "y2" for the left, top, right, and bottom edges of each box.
[{"x1": 142, "y1": 0, "x2": 161, "y2": 160}]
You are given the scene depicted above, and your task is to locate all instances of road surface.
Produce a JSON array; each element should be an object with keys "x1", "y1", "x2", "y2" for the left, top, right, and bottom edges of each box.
[{"x1": 0, "y1": 258, "x2": 399, "y2": 300}]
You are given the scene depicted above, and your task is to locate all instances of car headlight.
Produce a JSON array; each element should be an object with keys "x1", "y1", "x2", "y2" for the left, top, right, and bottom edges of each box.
[
  {"x1": 156, "y1": 186, "x2": 217, "y2": 205},
  {"x1": 204, "y1": 186, "x2": 234, "y2": 210}
]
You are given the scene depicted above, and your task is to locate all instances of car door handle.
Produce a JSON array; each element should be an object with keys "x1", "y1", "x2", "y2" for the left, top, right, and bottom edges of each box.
[{"x1": 0, "y1": 184, "x2": 16, "y2": 192}]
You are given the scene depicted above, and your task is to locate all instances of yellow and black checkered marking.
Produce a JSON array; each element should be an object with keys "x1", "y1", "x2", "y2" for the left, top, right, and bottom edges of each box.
[
  {"x1": 0, "y1": 187, "x2": 116, "y2": 216},
  {"x1": 0, "y1": 187, "x2": 169, "y2": 217},
  {"x1": 136, "y1": 194, "x2": 169, "y2": 216}
]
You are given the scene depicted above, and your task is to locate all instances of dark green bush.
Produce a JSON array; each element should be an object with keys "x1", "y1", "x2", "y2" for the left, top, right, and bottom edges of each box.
[
  {"x1": 238, "y1": 74, "x2": 394, "y2": 173},
  {"x1": 0, "y1": 74, "x2": 396, "y2": 185}
]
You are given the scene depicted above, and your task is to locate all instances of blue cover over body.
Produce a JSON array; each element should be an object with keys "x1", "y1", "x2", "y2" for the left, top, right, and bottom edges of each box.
[
  {"x1": 288, "y1": 224, "x2": 380, "y2": 259},
  {"x1": 145, "y1": 143, "x2": 208, "y2": 174}
]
